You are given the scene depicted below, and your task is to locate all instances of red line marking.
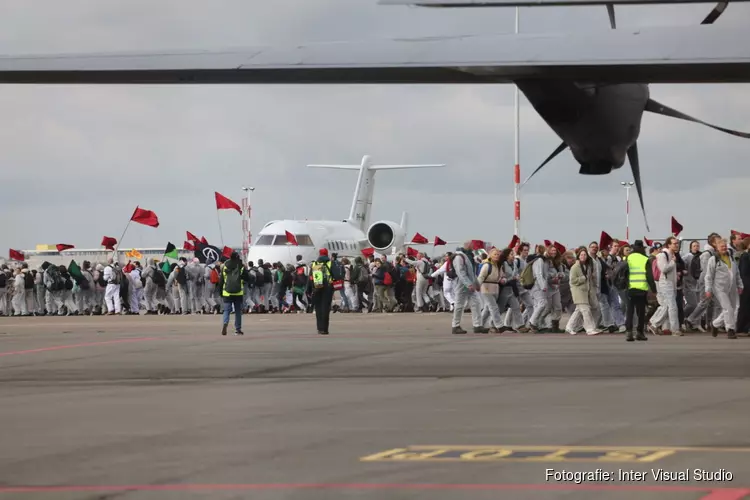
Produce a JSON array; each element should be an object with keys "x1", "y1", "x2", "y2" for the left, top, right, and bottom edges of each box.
[
  {"x1": 700, "y1": 489, "x2": 750, "y2": 500},
  {"x1": 0, "y1": 483, "x2": 747, "y2": 494},
  {"x1": 0, "y1": 337, "x2": 158, "y2": 357}
]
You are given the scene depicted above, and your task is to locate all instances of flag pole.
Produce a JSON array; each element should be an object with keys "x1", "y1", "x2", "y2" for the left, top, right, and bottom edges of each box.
[
  {"x1": 112, "y1": 219, "x2": 133, "y2": 260},
  {"x1": 216, "y1": 209, "x2": 225, "y2": 247}
]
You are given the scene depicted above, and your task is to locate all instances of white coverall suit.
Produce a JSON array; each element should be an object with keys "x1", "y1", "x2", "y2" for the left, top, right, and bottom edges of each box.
[
  {"x1": 650, "y1": 250, "x2": 680, "y2": 333},
  {"x1": 451, "y1": 252, "x2": 482, "y2": 329},
  {"x1": 705, "y1": 254, "x2": 741, "y2": 331}
]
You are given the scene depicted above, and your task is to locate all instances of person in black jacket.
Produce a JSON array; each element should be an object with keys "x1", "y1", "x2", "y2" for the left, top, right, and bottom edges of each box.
[{"x1": 736, "y1": 239, "x2": 750, "y2": 333}]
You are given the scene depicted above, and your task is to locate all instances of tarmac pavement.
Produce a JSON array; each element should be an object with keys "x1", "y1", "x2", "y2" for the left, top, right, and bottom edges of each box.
[{"x1": 0, "y1": 311, "x2": 749, "y2": 499}]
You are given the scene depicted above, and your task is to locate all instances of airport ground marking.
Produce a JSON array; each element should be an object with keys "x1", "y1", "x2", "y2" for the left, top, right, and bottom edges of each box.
[
  {"x1": 361, "y1": 445, "x2": 750, "y2": 463},
  {"x1": 0, "y1": 337, "x2": 159, "y2": 357},
  {"x1": 0, "y1": 483, "x2": 748, "y2": 499}
]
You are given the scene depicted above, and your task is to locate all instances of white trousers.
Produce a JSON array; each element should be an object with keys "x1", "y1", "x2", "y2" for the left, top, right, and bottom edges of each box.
[
  {"x1": 105, "y1": 284, "x2": 121, "y2": 313},
  {"x1": 452, "y1": 285, "x2": 482, "y2": 328}
]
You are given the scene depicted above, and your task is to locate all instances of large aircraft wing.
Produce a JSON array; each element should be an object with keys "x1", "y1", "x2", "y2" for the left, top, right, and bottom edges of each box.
[{"x1": 1, "y1": 25, "x2": 749, "y2": 85}]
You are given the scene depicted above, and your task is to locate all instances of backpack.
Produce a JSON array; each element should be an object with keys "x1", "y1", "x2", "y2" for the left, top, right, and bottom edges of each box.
[
  {"x1": 446, "y1": 258, "x2": 457, "y2": 280},
  {"x1": 294, "y1": 266, "x2": 307, "y2": 287},
  {"x1": 329, "y1": 260, "x2": 345, "y2": 281},
  {"x1": 97, "y1": 271, "x2": 107, "y2": 288},
  {"x1": 613, "y1": 260, "x2": 629, "y2": 290},
  {"x1": 350, "y1": 264, "x2": 361, "y2": 283},
  {"x1": 78, "y1": 273, "x2": 90, "y2": 290},
  {"x1": 689, "y1": 252, "x2": 704, "y2": 280},
  {"x1": 64, "y1": 274, "x2": 74, "y2": 291},
  {"x1": 24, "y1": 272, "x2": 34, "y2": 290},
  {"x1": 224, "y1": 265, "x2": 243, "y2": 294},
  {"x1": 383, "y1": 266, "x2": 393, "y2": 286},
  {"x1": 175, "y1": 267, "x2": 187, "y2": 286},
  {"x1": 0, "y1": 273, "x2": 6, "y2": 288},
  {"x1": 109, "y1": 266, "x2": 122, "y2": 285},
  {"x1": 253, "y1": 268, "x2": 265, "y2": 286},
  {"x1": 651, "y1": 255, "x2": 662, "y2": 282},
  {"x1": 152, "y1": 268, "x2": 166, "y2": 287},
  {"x1": 263, "y1": 267, "x2": 272, "y2": 283},
  {"x1": 282, "y1": 270, "x2": 293, "y2": 288},
  {"x1": 520, "y1": 258, "x2": 537, "y2": 290},
  {"x1": 209, "y1": 267, "x2": 220, "y2": 284},
  {"x1": 645, "y1": 256, "x2": 657, "y2": 292},
  {"x1": 46, "y1": 266, "x2": 66, "y2": 291}
]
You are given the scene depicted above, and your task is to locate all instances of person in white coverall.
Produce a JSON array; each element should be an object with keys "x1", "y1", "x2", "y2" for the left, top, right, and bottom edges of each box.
[
  {"x1": 431, "y1": 254, "x2": 455, "y2": 312},
  {"x1": 103, "y1": 259, "x2": 122, "y2": 315},
  {"x1": 129, "y1": 263, "x2": 144, "y2": 314},
  {"x1": 649, "y1": 236, "x2": 682, "y2": 336},
  {"x1": 686, "y1": 234, "x2": 722, "y2": 332},
  {"x1": 406, "y1": 252, "x2": 433, "y2": 312},
  {"x1": 705, "y1": 238, "x2": 741, "y2": 338},
  {"x1": 451, "y1": 241, "x2": 487, "y2": 334},
  {"x1": 528, "y1": 245, "x2": 550, "y2": 332}
]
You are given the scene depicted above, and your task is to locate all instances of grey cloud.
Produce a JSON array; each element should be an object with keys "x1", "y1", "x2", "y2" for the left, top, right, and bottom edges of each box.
[{"x1": 0, "y1": 0, "x2": 748, "y2": 250}]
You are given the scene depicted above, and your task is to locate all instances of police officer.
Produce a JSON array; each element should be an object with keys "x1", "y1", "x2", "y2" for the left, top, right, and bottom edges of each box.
[
  {"x1": 219, "y1": 252, "x2": 252, "y2": 336},
  {"x1": 625, "y1": 240, "x2": 649, "y2": 342},
  {"x1": 309, "y1": 248, "x2": 337, "y2": 335}
]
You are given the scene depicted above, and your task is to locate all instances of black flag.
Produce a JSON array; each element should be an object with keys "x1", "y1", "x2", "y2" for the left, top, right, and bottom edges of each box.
[{"x1": 194, "y1": 242, "x2": 222, "y2": 264}]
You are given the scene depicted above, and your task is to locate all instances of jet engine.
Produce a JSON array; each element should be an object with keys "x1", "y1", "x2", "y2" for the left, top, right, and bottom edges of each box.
[{"x1": 367, "y1": 221, "x2": 405, "y2": 252}]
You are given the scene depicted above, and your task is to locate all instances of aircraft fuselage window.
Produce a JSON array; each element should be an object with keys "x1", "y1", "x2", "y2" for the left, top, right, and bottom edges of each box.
[{"x1": 255, "y1": 235, "x2": 274, "y2": 245}]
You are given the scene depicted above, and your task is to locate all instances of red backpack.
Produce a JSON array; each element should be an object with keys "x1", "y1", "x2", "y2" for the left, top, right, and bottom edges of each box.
[
  {"x1": 383, "y1": 268, "x2": 393, "y2": 286},
  {"x1": 651, "y1": 254, "x2": 662, "y2": 282}
]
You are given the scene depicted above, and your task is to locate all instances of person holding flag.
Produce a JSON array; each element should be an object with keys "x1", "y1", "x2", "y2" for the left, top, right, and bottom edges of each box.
[{"x1": 218, "y1": 251, "x2": 251, "y2": 336}]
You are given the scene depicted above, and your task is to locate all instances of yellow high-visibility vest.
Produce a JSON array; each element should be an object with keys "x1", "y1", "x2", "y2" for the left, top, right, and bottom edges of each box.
[
  {"x1": 627, "y1": 252, "x2": 649, "y2": 291},
  {"x1": 311, "y1": 261, "x2": 332, "y2": 288}
]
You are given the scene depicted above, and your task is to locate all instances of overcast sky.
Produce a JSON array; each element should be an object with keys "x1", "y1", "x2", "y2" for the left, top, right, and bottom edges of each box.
[{"x1": 1, "y1": 0, "x2": 749, "y2": 253}]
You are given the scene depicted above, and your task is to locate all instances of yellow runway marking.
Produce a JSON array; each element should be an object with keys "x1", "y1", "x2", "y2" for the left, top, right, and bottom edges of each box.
[{"x1": 361, "y1": 445, "x2": 750, "y2": 463}]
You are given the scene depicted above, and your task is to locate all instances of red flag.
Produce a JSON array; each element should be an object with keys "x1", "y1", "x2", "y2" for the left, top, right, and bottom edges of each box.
[
  {"x1": 433, "y1": 236, "x2": 446, "y2": 246},
  {"x1": 222, "y1": 246, "x2": 233, "y2": 259},
  {"x1": 56, "y1": 244, "x2": 75, "y2": 252},
  {"x1": 731, "y1": 230, "x2": 750, "y2": 239},
  {"x1": 101, "y1": 236, "x2": 117, "y2": 250},
  {"x1": 361, "y1": 247, "x2": 375, "y2": 258},
  {"x1": 508, "y1": 235, "x2": 520, "y2": 249},
  {"x1": 186, "y1": 231, "x2": 199, "y2": 242},
  {"x1": 285, "y1": 231, "x2": 298, "y2": 246},
  {"x1": 406, "y1": 247, "x2": 419, "y2": 258},
  {"x1": 471, "y1": 240, "x2": 485, "y2": 251},
  {"x1": 215, "y1": 192, "x2": 241, "y2": 214},
  {"x1": 9, "y1": 249, "x2": 24, "y2": 261},
  {"x1": 411, "y1": 233, "x2": 429, "y2": 244},
  {"x1": 183, "y1": 241, "x2": 195, "y2": 251},
  {"x1": 644, "y1": 236, "x2": 654, "y2": 246},
  {"x1": 553, "y1": 241, "x2": 566, "y2": 254},
  {"x1": 130, "y1": 206, "x2": 159, "y2": 228},
  {"x1": 599, "y1": 231, "x2": 613, "y2": 250},
  {"x1": 671, "y1": 216, "x2": 683, "y2": 237},
  {"x1": 544, "y1": 239, "x2": 552, "y2": 247},
  {"x1": 200, "y1": 236, "x2": 208, "y2": 245}
]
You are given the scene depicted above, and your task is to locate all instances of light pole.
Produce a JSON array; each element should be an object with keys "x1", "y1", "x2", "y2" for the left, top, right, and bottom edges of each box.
[
  {"x1": 621, "y1": 181, "x2": 634, "y2": 241},
  {"x1": 241, "y1": 186, "x2": 255, "y2": 262}
]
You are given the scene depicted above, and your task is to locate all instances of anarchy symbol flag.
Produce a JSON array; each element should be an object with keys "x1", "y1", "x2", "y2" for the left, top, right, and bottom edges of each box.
[{"x1": 194, "y1": 242, "x2": 222, "y2": 264}]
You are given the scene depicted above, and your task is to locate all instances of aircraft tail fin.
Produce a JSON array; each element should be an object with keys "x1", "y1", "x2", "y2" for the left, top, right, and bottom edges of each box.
[{"x1": 307, "y1": 155, "x2": 444, "y2": 232}]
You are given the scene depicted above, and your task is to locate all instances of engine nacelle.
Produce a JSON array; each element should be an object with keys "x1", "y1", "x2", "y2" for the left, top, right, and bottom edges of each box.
[{"x1": 367, "y1": 220, "x2": 405, "y2": 252}]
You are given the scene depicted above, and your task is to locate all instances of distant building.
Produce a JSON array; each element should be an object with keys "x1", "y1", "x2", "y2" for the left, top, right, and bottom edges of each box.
[{"x1": 1, "y1": 247, "x2": 194, "y2": 269}]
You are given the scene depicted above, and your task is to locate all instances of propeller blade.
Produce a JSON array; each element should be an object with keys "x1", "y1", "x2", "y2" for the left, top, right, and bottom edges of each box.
[
  {"x1": 627, "y1": 142, "x2": 649, "y2": 232},
  {"x1": 645, "y1": 98, "x2": 750, "y2": 139},
  {"x1": 606, "y1": 3, "x2": 616, "y2": 29},
  {"x1": 701, "y1": 0, "x2": 728, "y2": 24},
  {"x1": 520, "y1": 141, "x2": 568, "y2": 188}
]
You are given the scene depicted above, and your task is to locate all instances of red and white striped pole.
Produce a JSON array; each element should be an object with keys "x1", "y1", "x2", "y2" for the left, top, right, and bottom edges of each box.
[
  {"x1": 621, "y1": 181, "x2": 634, "y2": 242},
  {"x1": 513, "y1": 7, "x2": 521, "y2": 238},
  {"x1": 241, "y1": 186, "x2": 255, "y2": 262}
]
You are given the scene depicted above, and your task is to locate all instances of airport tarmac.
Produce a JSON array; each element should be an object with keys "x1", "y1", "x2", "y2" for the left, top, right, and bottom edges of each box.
[{"x1": 0, "y1": 312, "x2": 749, "y2": 500}]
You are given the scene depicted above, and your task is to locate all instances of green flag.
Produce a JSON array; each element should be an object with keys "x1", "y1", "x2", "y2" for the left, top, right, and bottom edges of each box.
[
  {"x1": 164, "y1": 242, "x2": 179, "y2": 261},
  {"x1": 161, "y1": 262, "x2": 172, "y2": 274},
  {"x1": 68, "y1": 260, "x2": 84, "y2": 281}
]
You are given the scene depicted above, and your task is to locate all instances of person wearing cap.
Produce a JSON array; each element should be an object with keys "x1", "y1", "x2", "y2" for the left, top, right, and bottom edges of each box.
[
  {"x1": 310, "y1": 248, "x2": 335, "y2": 334},
  {"x1": 625, "y1": 240, "x2": 649, "y2": 341}
]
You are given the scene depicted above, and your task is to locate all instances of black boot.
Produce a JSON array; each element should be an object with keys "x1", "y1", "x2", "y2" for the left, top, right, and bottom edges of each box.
[
  {"x1": 626, "y1": 331, "x2": 635, "y2": 342},
  {"x1": 635, "y1": 331, "x2": 648, "y2": 341},
  {"x1": 452, "y1": 326, "x2": 467, "y2": 334},
  {"x1": 221, "y1": 323, "x2": 228, "y2": 336},
  {"x1": 728, "y1": 329, "x2": 737, "y2": 339}
]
